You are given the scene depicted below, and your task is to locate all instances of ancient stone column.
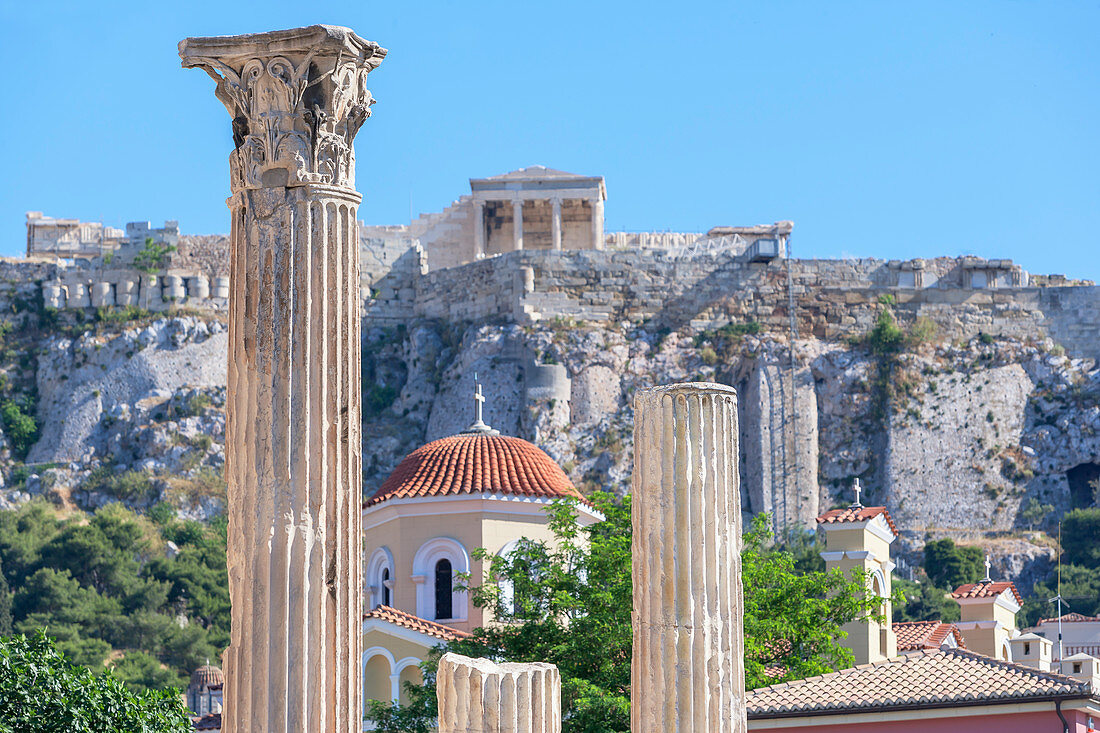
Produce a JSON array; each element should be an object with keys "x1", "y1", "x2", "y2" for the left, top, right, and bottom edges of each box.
[
  {"x1": 180, "y1": 25, "x2": 386, "y2": 733},
  {"x1": 591, "y1": 198, "x2": 604, "y2": 250},
  {"x1": 632, "y1": 382, "x2": 746, "y2": 732},
  {"x1": 551, "y1": 198, "x2": 562, "y2": 251},
  {"x1": 512, "y1": 199, "x2": 524, "y2": 251},
  {"x1": 436, "y1": 653, "x2": 561, "y2": 733},
  {"x1": 474, "y1": 200, "x2": 486, "y2": 259}
]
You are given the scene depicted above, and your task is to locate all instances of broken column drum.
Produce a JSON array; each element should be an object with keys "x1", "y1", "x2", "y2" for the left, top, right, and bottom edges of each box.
[
  {"x1": 180, "y1": 25, "x2": 386, "y2": 733},
  {"x1": 436, "y1": 652, "x2": 562, "y2": 733},
  {"x1": 632, "y1": 383, "x2": 747, "y2": 732}
]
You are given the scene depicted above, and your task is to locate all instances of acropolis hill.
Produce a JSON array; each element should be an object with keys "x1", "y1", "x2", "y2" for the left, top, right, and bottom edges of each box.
[{"x1": 8, "y1": 165, "x2": 1100, "y2": 580}]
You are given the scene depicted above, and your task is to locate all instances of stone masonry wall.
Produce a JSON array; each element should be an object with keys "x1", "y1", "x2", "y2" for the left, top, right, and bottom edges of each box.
[{"x1": 363, "y1": 248, "x2": 1100, "y2": 361}]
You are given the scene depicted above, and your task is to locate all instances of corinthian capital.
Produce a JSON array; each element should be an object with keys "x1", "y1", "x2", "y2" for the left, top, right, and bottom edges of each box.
[{"x1": 180, "y1": 25, "x2": 387, "y2": 191}]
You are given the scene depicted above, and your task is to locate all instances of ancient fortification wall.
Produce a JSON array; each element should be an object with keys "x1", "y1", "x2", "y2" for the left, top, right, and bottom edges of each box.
[{"x1": 363, "y1": 247, "x2": 1100, "y2": 360}]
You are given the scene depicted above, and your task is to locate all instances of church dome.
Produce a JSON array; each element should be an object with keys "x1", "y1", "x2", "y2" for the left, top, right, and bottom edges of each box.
[
  {"x1": 189, "y1": 664, "x2": 224, "y2": 690},
  {"x1": 366, "y1": 432, "x2": 583, "y2": 507}
]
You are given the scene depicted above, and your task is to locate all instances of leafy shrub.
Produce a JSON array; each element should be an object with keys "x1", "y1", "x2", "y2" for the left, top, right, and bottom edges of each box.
[
  {"x1": 0, "y1": 399, "x2": 39, "y2": 460},
  {"x1": 923, "y1": 538, "x2": 985, "y2": 589},
  {"x1": 0, "y1": 631, "x2": 191, "y2": 732},
  {"x1": 867, "y1": 307, "x2": 905, "y2": 355},
  {"x1": 95, "y1": 306, "x2": 152, "y2": 324},
  {"x1": 131, "y1": 238, "x2": 177, "y2": 275},
  {"x1": 365, "y1": 384, "x2": 397, "y2": 416}
]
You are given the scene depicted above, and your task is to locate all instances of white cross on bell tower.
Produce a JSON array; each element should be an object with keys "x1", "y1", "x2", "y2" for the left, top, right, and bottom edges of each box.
[
  {"x1": 850, "y1": 477, "x2": 863, "y2": 509},
  {"x1": 982, "y1": 553, "x2": 993, "y2": 584}
]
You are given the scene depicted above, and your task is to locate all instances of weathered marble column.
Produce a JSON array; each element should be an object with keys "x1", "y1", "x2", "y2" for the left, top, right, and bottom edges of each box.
[
  {"x1": 474, "y1": 200, "x2": 486, "y2": 259},
  {"x1": 180, "y1": 25, "x2": 386, "y2": 733},
  {"x1": 551, "y1": 198, "x2": 562, "y2": 251},
  {"x1": 512, "y1": 199, "x2": 524, "y2": 251},
  {"x1": 436, "y1": 653, "x2": 561, "y2": 733},
  {"x1": 632, "y1": 382, "x2": 746, "y2": 732},
  {"x1": 591, "y1": 198, "x2": 604, "y2": 250}
]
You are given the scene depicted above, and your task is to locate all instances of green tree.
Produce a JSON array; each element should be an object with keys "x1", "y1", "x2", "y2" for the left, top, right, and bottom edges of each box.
[
  {"x1": 0, "y1": 501, "x2": 231, "y2": 692},
  {"x1": 0, "y1": 631, "x2": 191, "y2": 732},
  {"x1": 366, "y1": 498, "x2": 884, "y2": 732},
  {"x1": 1061, "y1": 508, "x2": 1100, "y2": 569},
  {"x1": 131, "y1": 237, "x2": 176, "y2": 275},
  {"x1": 111, "y1": 651, "x2": 187, "y2": 694},
  {"x1": 922, "y1": 538, "x2": 985, "y2": 590},
  {"x1": 1021, "y1": 498, "x2": 1054, "y2": 531},
  {"x1": 0, "y1": 398, "x2": 39, "y2": 460},
  {"x1": 893, "y1": 576, "x2": 960, "y2": 623},
  {"x1": 0, "y1": 557, "x2": 11, "y2": 636}
]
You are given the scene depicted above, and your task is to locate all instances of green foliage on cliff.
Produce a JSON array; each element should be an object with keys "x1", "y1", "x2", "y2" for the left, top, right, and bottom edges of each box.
[
  {"x1": 131, "y1": 238, "x2": 176, "y2": 275},
  {"x1": 0, "y1": 630, "x2": 191, "y2": 732},
  {"x1": 366, "y1": 498, "x2": 885, "y2": 733},
  {"x1": 893, "y1": 576, "x2": 961, "y2": 623},
  {"x1": 0, "y1": 398, "x2": 39, "y2": 460},
  {"x1": 0, "y1": 501, "x2": 229, "y2": 693},
  {"x1": 923, "y1": 538, "x2": 986, "y2": 590},
  {"x1": 1061, "y1": 508, "x2": 1100, "y2": 568}
]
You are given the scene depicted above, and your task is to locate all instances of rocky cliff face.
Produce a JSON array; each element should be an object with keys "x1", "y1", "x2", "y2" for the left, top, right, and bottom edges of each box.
[{"x1": 3, "y1": 298, "x2": 1097, "y2": 590}]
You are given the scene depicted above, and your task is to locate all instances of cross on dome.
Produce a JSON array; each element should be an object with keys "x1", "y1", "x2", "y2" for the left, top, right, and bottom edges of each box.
[{"x1": 462, "y1": 373, "x2": 497, "y2": 434}]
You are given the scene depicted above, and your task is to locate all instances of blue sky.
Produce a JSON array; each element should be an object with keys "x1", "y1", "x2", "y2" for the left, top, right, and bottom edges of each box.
[{"x1": 1, "y1": 1, "x2": 1097, "y2": 279}]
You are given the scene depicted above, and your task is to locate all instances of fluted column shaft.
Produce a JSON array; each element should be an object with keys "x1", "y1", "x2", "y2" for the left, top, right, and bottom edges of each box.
[
  {"x1": 632, "y1": 382, "x2": 746, "y2": 733},
  {"x1": 181, "y1": 25, "x2": 386, "y2": 733},
  {"x1": 437, "y1": 653, "x2": 561, "y2": 733}
]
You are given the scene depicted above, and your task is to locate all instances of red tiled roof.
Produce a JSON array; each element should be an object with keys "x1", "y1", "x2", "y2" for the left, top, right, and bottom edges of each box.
[
  {"x1": 951, "y1": 580, "x2": 1023, "y2": 606},
  {"x1": 365, "y1": 432, "x2": 584, "y2": 507},
  {"x1": 893, "y1": 620, "x2": 966, "y2": 651},
  {"x1": 193, "y1": 712, "x2": 221, "y2": 731},
  {"x1": 747, "y1": 648, "x2": 1092, "y2": 718},
  {"x1": 363, "y1": 605, "x2": 471, "y2": 642},
  {"x1": 815, "y1": 506, "x2": 898, "y2": 535},
  {"x1": 1038, "y1": 612, "x2": 1100, "y2": 625},
  {"x1": 188, "y1": 664, "x2": 224, "y2": 689}
]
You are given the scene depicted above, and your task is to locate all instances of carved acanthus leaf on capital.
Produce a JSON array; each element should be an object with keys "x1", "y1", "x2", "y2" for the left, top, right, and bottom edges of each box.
[{"x1": 180, "y1": 26, "x2": 386, "y2": 192}]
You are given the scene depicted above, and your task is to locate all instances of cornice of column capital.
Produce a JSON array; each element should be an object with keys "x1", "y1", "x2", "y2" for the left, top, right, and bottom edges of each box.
[{"x1": 180, "y1": 25, "x2": 387, "y2": 193}]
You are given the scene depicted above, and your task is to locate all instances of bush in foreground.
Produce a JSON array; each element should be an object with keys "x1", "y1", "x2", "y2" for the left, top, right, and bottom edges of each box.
[{"x1": 0, "y1": 630, "x2": 192, "y2": 733}]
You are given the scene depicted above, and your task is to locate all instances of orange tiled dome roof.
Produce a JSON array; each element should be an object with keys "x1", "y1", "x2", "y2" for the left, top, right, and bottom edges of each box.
[
  {"x1": 189, "y1": 664, "x2": 224, "y2": 689},
  {"x1": 366, "y1": 432, "x2": 583, "y2": 507}
]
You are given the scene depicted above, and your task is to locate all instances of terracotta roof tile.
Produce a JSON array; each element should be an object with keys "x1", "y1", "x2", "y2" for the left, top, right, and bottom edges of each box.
[
  {"x1": 815, "y1": 506, "x2": 898, "y2": 535},
  {"x1": 951, "y1": 581, "x2": 1024, "y2": 606},
  {"x1": 193, "y1": 712, "x2": 222, "y2": 731},
  {"x1": 365, "y1": 433, "x2": 584, "y2": 507},
  {"x1": 363, "y1": 605, "x2": 471, "y2": 642},
  {"x1": 189, "y1": 664, "x2": 224, "y2": 689},
  {"x1": 1038, "y1": 612, "x2": 1100, "y2": 625},
  {"x1": 747, "y1": 648, "x2": 1091, "y2": 718},
  {"x1": 892, "y1": 620, "x2": 966, "y2": 651}
]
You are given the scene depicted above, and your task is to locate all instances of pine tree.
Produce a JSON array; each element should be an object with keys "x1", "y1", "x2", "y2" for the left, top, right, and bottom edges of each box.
[{"x1": 0, "y1": 555, "x2": 12, "y2": 636}]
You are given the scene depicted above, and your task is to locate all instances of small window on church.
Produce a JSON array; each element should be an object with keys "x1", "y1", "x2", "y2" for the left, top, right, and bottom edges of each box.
[
  {"x1": 1074, "y1": 663, "x2": 1082, "y2": 673},
  {"x1": 435, "y1": 559, "x2": 453, "y2": 620},
  {"x1": 1024, "y1": 642, "x2": 1031, "y2": 655},
  {"x1": 381, "y1": 567, "x2": 390, "y2": 607}
]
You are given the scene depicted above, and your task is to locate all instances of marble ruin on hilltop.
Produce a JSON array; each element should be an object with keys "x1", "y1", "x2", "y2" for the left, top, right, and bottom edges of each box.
[{"x1": 23, "y1": 161, "x2": 1095, "y2": 341}]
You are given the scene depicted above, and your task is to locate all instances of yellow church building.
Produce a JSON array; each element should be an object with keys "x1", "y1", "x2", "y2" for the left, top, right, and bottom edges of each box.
[{"x1": 359, "y1": 383, "x2": 603, "y2": 712}]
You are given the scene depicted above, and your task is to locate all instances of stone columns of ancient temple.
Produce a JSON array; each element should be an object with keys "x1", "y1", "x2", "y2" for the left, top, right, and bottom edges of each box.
[
  {"x1": 591, "y1": 198, "x2": 605, "y2": 250},
  {"x1": 474, "y1": 200, "x2": 486, "y2": 259},
  {"x1": 632, "y1": 383, "x2": 746, "y2": 733},
  {"x1": 180, "y1": 25, "x2": 386, "y2": 733},
  {"x1": 551, "y1": 198, "x2": 562, "y2": 251},
  {"x1": 436, "y1": 653, "x2": 561, "y2": 733},
  {"x1": 513, "y1": 199, "x2": 524, "y2": 251}
]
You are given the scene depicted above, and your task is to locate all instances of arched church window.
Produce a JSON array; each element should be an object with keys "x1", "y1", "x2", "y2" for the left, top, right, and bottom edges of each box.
[
  {"x1": 435, "y1": 559, "x2": 453, "y2": 620},
  {"x1": 381, "y1": 567, "x2": 390, "y2": 607}
]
